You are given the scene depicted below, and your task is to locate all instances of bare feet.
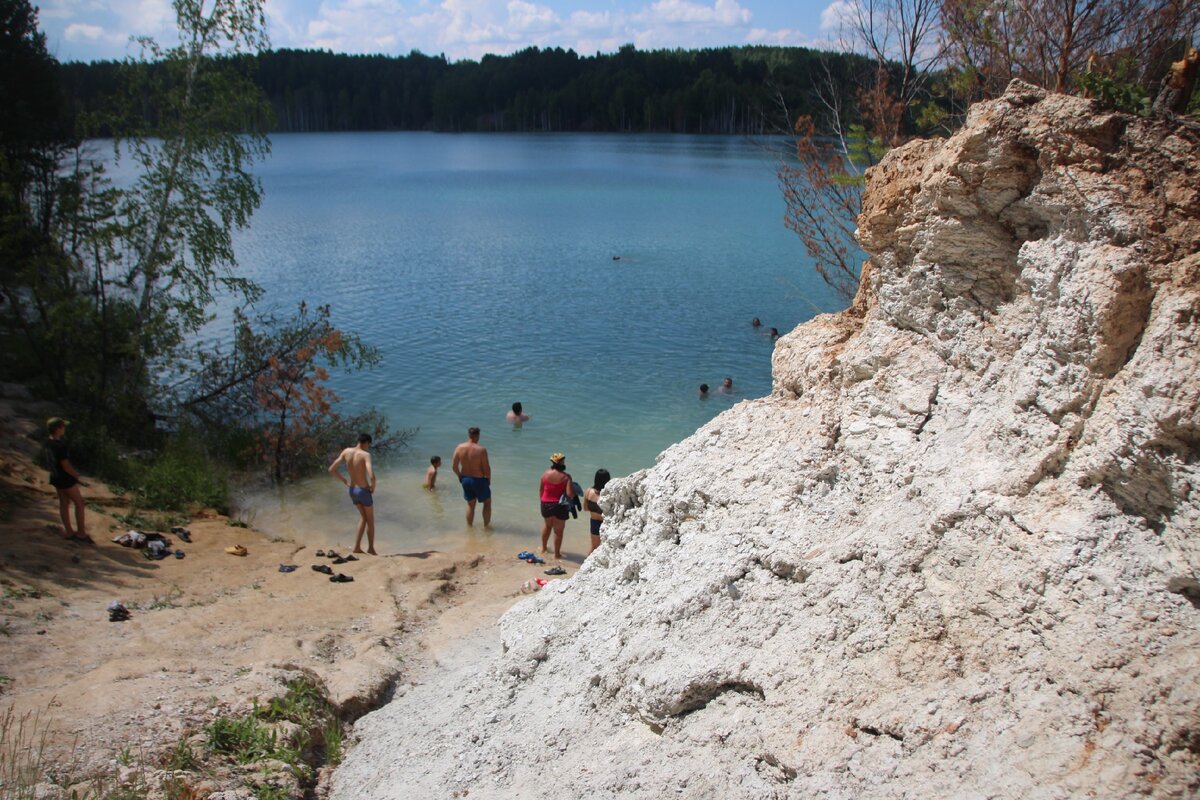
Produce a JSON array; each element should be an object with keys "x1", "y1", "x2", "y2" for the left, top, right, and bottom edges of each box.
[
  {"x1": 367, "y1": 549, "x2": 377, "y2": 555},
  {"x1": 353, "y1": 548, "x2": 365, "y2": 554},
  {"x1": 72, "y1": 532, "x2": 94, "y2": 544}
]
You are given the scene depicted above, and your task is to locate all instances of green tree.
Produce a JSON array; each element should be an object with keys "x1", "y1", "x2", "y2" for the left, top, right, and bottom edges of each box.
[{"x1": 3, "y1": 0, "x2": 276, "y2": 430}]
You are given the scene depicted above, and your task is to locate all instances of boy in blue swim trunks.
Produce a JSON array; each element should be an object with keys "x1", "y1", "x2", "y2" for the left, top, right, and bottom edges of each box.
[
  {"x1": 328, "y1": 433, "x2": 378, "y2": 554},
  {"x1": 452, "y1": 427, "x2": 492, "y2": 528}
]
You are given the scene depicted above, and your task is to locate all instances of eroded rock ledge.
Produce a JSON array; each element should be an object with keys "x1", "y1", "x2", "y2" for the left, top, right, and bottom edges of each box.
[{"x1": 332, "y1": 82, "x2": 1200, "y2": 799}]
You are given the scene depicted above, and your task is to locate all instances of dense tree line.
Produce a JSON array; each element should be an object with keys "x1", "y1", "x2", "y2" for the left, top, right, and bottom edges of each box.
[{"x1": 59, "y1": 45, "x2": 877, "y2": 135}]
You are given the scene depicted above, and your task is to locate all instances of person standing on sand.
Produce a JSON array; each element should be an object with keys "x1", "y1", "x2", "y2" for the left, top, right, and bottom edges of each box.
[
  {"x1": 328, "y1": 433, "x2": 377, "y2": 554},
  {"x1": 539, "y1": 453, "x2": 575, "y2": 559},
  {"x1": 452, "y1": 427, "x2": 492, "y2": 527},
  {"x1": 45, "y1": 417, "x2": 91, "y2": 543},
  {"x1": 583, "y1": 468, "x2": 610, "y2": 555}
]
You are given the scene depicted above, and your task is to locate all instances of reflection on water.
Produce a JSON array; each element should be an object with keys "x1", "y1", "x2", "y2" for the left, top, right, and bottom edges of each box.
[{"x1": 229, "y1": 133, "x2": 849, "y2": 553}]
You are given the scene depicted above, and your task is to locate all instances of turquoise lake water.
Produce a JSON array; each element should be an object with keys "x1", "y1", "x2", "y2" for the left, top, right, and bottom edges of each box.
[{"x1": 228, "y1": 132, "x2": 846, "y2": 557}]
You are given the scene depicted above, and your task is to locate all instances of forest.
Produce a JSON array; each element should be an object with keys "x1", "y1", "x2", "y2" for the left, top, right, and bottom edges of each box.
[{"x1": 59, "y1": 45, "x2": 877, "y2": 135}]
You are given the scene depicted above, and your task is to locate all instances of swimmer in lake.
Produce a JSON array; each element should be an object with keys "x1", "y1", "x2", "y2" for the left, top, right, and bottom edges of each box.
[
  {"x1": 424, "y1": 455, "x2": 441, "y2": 489},
  {"x1": 506, "y1": 402, "x2": 530, "y2": 424}
]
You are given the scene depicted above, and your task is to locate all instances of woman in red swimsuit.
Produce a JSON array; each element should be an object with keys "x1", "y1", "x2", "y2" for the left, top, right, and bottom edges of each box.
[{"x1": 538, "y1": 453, "x2": 575, "y2": 559}]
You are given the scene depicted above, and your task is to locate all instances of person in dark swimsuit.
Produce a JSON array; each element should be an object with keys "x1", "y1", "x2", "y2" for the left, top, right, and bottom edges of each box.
[
  {"x1": 46, "y1": 417, "x2": 90, "y2": 543},
  {"x1": 583, "y1": 468, "x2": 610, "y2": 554},
  {"x1": 538, "y1": 453, "x2": 575, "y2": 559}
]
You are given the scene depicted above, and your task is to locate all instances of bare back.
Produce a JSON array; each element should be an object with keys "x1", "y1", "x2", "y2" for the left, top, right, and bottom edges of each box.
[
  {"x1": 340, "y1": 446, "x2": 374, "y2": 489},
  {"x1": 452, "y1": 440, "x2": 490, "y2": 479}
]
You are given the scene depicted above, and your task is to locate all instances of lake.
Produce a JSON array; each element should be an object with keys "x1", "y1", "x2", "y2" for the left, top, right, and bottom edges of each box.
[{"x1": 228, "y1": 132, "x2": 846, "y2": 556}]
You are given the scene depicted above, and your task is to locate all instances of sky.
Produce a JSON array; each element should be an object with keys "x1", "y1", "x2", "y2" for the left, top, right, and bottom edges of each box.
[{"x1": 36, "y1": 0, "x2": 853, "y2": 63}]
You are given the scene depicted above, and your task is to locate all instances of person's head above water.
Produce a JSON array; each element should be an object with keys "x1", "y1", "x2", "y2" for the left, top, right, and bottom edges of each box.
[
  {"x1": 511, "y1": 402, "x2": 523, "y2": 415},
  {"x1": 723, "y1": 377, "x2": 733, "y2": 389},
  {"x1": 751, "y1": 317, "x2": 761, "y2": 327},
  {"x1": 699, "y1": 384, "x2": 709, "y2": 394}
]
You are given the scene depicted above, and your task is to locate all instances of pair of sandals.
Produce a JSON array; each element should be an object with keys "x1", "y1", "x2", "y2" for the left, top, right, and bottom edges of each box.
[{"x1": 311, "y1": 564, "x2": 354, "y2": 582}]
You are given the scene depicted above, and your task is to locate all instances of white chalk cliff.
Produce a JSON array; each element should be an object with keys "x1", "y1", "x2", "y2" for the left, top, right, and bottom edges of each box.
[{"x1": 332, "y1": 83, "x2": 1200, "y2": 798}]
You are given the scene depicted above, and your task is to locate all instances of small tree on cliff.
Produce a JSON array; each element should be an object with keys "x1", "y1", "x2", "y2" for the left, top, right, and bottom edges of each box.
[{"x1": 778, "y1": 0, "x2": 943, "y2": 304}]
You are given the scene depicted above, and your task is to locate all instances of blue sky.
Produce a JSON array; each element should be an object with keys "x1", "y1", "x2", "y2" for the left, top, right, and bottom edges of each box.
[{"x1": 37, "y1": 0, "x2": 850, "y2": 63}]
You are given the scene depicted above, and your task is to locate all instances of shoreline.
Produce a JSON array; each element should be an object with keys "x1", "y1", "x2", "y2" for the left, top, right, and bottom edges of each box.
[{"x1": 0, "y1": 397, "x2": 564, "y2": 796}]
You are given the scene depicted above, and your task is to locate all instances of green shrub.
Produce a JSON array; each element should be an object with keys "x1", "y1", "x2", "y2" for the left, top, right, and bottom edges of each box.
[
  {"x1": 125, "y1": 428, "x2": 230, "y2": 513},
  {"x1": 205, "y1": 715, "x2": 300, "y2": 765}
]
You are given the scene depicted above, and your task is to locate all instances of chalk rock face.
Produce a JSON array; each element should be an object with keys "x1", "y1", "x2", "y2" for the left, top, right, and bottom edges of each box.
[{"x1": 332, "y1": 83, "x2": 1200, "y2": 798}]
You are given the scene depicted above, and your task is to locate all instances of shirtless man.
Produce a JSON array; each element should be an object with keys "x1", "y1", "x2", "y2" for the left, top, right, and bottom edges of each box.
[
  {"x1": 452, "y1": 427, "x2": 492, "y2": 528},
  {"x1": 328, "y1": 433, "x2": 378, "y2": 554}
]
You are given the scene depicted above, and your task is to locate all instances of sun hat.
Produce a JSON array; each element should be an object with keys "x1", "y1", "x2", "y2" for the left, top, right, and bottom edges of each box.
[{"x1": 550, "y1": 452, "x2": 565, "y2": 464}]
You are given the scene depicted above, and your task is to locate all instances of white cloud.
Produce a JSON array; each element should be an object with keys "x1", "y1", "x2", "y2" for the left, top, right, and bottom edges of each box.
[
  {"x1": 507, "y1": 0, "x2": 559, "y2": 32},
  {"x1": 819, "y1": 0, "x2": 855, "y2": 32},
  {"x1": 64, "y1": 22, "x2": 105, "y2": 40},
  {"x1": 641, "y1": 0, "x2": 750, "y2": 26},
  {"x1": 746, "y1": 26, "x2": 818, "y2": 47}
]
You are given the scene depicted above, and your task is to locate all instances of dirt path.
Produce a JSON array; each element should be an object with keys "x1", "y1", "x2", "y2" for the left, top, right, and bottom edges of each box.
[{"x1": 0, "y1": 396, "x2": 559, "y2": 795}]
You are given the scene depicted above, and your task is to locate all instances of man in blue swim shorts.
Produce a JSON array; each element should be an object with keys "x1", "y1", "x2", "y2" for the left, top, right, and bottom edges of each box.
[
  {"x1": 328, "y1": 433, "x2": 378, "y2": 554},
  {"x1": 452, "y1": 427, "x2": 492, "y2": 528}
]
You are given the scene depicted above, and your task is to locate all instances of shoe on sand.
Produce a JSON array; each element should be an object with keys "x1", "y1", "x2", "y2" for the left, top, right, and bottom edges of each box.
[
  {"x1": 544, "y1": 566, "x2": 566, "y2": 575},
  {"x1": 225, "y1": 544, "x2": 248, "y2": 557},
  {"x1": 279, "y1": 564, "x2": 298, "y2": 573},
  {"x1": 312, "y1": 564, "x2": 333, "y2": 575},
  {"x1": 329, "y1": 573, "x2": 354, "y2": 583}
]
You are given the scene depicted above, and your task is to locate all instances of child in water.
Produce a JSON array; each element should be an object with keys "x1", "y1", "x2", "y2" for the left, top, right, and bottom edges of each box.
[{"x1": 424, "y1": 456, "x2": 441, "y2": 489}]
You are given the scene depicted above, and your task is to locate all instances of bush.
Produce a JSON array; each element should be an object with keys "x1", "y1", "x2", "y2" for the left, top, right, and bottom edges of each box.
[{"x1": 126, "y1": 429, "x2": 229, "y2": 513}]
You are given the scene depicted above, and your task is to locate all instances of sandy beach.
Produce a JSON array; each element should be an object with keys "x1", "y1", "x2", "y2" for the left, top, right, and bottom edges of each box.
[{"x1": 0, "y1": 397, "x2": 563, "y2": 796}]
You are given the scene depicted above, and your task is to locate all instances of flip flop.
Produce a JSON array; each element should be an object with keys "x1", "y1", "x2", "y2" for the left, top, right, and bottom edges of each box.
[
  {"x1": 332, "y1": 556, "x2": 348, "y2": 564},
  {"x1": 170, "y1": 527, "x2": 192, "y2": 543},
  {"x1": 312, "y1": 564, "x2": 333, "y2": 575},
  {"x1": 343, "y1": 554, "x2": 359, "y2": 562},
  {"x1": 326, "y1": 549, "x2": 341, "y2": 559},
  {"x1": 526, "y1": 556, "x2": 545, "y2": 565},
  {"x1": 279, "y1": 564, "x2": 298, "y2": 573},
  {"x1": 535, "y1": 578, "x2": 548, "y2": 587},
  {"x1": 225, "y1": 544, "x2": 248, "y2": 557},
  {"x1": 174, "y1": 550, "x2": 185, "y2": 559},
  {"x1": 329, "y1": 573, "x2": 354, "y2": 583},
  {"x1": 544, "y1": 566, "x2": 566, "y2": 575},
  {"x1": 315, "y1": 550, "x2": 325, "y2": 557},
  {"x1": 517, "y1": 551, "x2": 534, "y2": 560}
]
